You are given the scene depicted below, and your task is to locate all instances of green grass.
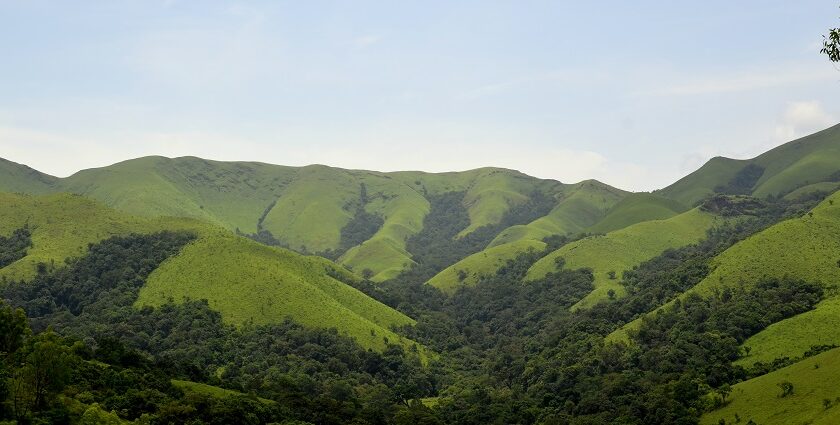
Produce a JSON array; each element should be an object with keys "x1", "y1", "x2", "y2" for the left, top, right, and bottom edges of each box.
[
  {"x1": 586, "y1": 193, "x2": 687, "y2": 234},
  {"x1": 611, "y1": 189, "x2": 840, "y2": 352},
  {"x1": 427, "y1": 239, "x2": 547, "y2": 294},
  {"x1": 0, "y1": 157, "x2": 57, "y2": 194},
  {"x1": 526, "y1": 208, "x2": 720, "y2": 309},
  {"x1": 2, "y1": 156, "x2": 599, "y2": 282},
  {"x1": 700, "y1": 348, "x2": 840, "y2": 425},
  {"x1": 659, "y1": 124, "x2": 840, "y2": 205},
  {"x1": 138, "y1": 230, "x2": 422, "y2": 353},
  {"x1": 172, "y1": 380, "x2": 275, "y2": 404},
  {"x1": 783, "y1": 181, "x2": 840, "y2": 201},
  {"x1": 0, "y1": 192, "x2": 423, "y2": 354},
  {"x1": 488, "y1": 180, "x2": 627, "y2": 247}
]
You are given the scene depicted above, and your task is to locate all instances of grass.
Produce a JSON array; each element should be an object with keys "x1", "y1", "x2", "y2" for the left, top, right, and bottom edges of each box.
[
  {"x1": 586, "y1": 193, "x2": 687, "y2": 234},
  {"x1": 611, "y1": 189, "x2": 840, "y2": 352},
  {"x1": 0, "y1": 157, "x2": 57, "y2": 194},
  {"x1": 172, "y1": 380, "x2": 275, "y2": 404},
  {"x1": 137, "y1": 230, "x2": 423, "y2": 353},
  {"x1": 0, "y1": 192, "x2": 424, "y2": 354},
  {"x1": 427, "y1": 239, "x2": 547, "y2": 294},
  {"x1": 2, "y1": 156, "x2": 600, "y2": 282},
  {"x1": 526, "y1": 208, "x2": 719, "y2": 309},
  {"x1": 700, "y1": 348, "x2": 840, "y2": 425},
  {"x1": 488, "y1": 180, "x2": 627, "y2": 247}
]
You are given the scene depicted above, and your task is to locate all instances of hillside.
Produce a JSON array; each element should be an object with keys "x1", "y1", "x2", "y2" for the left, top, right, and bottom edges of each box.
[
  {"x1": 659, "y1": 123, "x2": 840, "y2": 205},
  {"x1": 701, "y1": 348, "x2": 840, "y2": 425},
  {"x1": 611, "y1": 189, "x2": 840, "y2": 357},
  {"x1": 0, "y1": 192, "x2": 420, "y2": 352},
  {"x1": 586, "y1": 192, "x2": 688, "y2": 234},
  {"x1": 1, "y1": 157, "x2": 606, "y2": 281},
  {"x1": 426, "y1": 180, "x2": 629, "y2": 293},
  {"x1": 525, "y1": 208, "x2": 720, "y2": 309},
  {"x1": 0, "y1": 157, "x2": 58, "y2": 194}
]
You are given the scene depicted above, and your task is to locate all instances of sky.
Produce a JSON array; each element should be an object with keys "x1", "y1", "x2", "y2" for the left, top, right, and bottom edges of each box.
[{"x1": 0, "y1": 1, "x2": 839, "y2": 191}]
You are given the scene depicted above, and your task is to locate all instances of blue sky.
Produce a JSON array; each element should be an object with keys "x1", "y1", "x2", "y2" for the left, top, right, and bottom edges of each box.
[{"x1": 1, "y1": 0, "x2": 838, "y2": 190}]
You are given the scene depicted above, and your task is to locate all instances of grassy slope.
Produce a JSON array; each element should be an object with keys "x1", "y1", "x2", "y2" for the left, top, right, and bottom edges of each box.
[
  {"x1": 659, "y1": 124, "x2": 840, "y2": 205},
  {"x1": 427, "y1": 239, "x2": 547, "y2": 294},
  {"x1": 60, "y1": 156, "x2": 296, "y2": 234},
  {"x1": 426, "y1": 181, "x2": 627, "y2": 294},
  {"x1": 526, "y1": 208, "x2": 719, "y2": 309},
  {"x1": 700, "y1": 348, "x2": 840, "y2": 425},
  {"x1": 172, "y1": 380, "x2": 275, "y2": 404},
  {"x1": 2, "y1": 157, "x2": 586, "y2": 282},
  {"x1": 0, "y1": 192, "x2": 421, "y2": 353},
  {"x1": 611, "y1": 190, "x2": 840, "y2": 355},
  {"x1": 138, "y1": 231, "x2": 418, "y2": 352},
  {"x1": 586, "y1": 193, "x2": 687, "y2": 234},
  {"x1": 0, "y1": 158, "x2": 58, "y2": 194},
  {"x1": 488, "y1": 180, "x2": 627, "y2": 247}
]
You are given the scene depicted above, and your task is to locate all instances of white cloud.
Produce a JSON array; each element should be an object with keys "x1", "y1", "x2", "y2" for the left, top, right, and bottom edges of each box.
[
  {"x1": 350, "y1": 34, "x2": 381, "y2": 48},
  {"x1": 640, "y1": 67, "x2": 837, "y2": 97},
  {"x1": 774, "y1": 100, "x2": 836, "y2": 141}
]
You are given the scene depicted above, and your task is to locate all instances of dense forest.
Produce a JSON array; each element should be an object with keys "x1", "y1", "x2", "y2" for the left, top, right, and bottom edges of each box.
[{"x1": 0, "y1": 190, "x2": 832, "y2": 424}]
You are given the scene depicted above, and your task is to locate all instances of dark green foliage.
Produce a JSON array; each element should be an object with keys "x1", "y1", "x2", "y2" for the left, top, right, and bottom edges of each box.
[
  {"x1": 403, "y1": 190, "x2": 555, "y2": 285},
  {"x1": 714, "y1": 164, "x2": 765, "y2": 195},
  {"x1": 2, "y1": 232, "x2": 435, "y2": 424},
  {"x1": 0, "y1": 226, "x2": 32, "y2": 269}
]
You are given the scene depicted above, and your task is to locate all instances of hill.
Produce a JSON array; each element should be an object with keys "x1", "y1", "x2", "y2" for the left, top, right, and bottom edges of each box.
[
  {"x1": 426, "y1": 180, "x2": 628, "y2": 293},
  {"x1": 525, "y1": 208, "x2": 721, "y2": 309},
  {"x1": 610, "y1": 189, "x2": 840, "y2": 357},
  {"x1": 1, "y1": 157, "x2": 603, "y2": 281},
  {"x1": 586, "y1": 192, "x2": 688, "y2": 234},
  {"x1": 700, "y1": 348, "x2": 840, "y2": 425},
  {"x1": 0, "y1": 192, "x2": 420, "y2": 352},
  {"x1": 659, "y1": 123, "x2": 840, "y2": 205}
]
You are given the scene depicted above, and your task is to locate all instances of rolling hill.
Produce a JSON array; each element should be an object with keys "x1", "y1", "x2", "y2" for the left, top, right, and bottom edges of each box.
[
  {"x1": 0, "y1": 192, "x2": 421, "y2": 352},
  {"x1": 525, "y1": 207, "x2": 721, "y2": 309},
  {"x1": 658, "y1": 123, "x2": 840, "y2": 205},
  {"x1": 0, "y1": 156, "x2": 625, "y2": 281}
]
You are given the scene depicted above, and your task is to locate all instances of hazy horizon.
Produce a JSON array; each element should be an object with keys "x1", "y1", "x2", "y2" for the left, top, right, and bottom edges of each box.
[{"x1": 2, "y1": 1, "x2": 839, "y2": 191}]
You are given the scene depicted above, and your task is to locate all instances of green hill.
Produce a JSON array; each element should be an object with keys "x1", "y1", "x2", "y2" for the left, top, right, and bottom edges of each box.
[
  {"x1": 0, "y1": 157, "x2": 58, "y2": 193},
  {"x1": 1, "y1": 157, "x2": 600, "y2": 282},
  {"x1": 426, "y1": 180, "x2": 627, "y2": 293},
  {"x1": 487, "y1": 180, "x2": 628, "y2": 247},
  {"x1": 659, "y1": 124, "x2": 840, "y2": 205},
  {"x1": 700, "y1": 348, "x2": 840, "y2": 425},
  {"x1": 586, "y1": 192, "x2": 688, "y2": 234},
  {"x1": 526, "y1": 208, "x2": 720, "y2": 309},
  {"x1": 0, "y1": 192, "x2": 421, "y2": 353}
]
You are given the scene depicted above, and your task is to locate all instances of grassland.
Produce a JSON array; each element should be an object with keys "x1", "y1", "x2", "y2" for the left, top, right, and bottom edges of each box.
[
  {"x1": 0, "y1": 158, "x2": 57, "y2": 194},
  {"x1": 700, "y1": 348, "x2": 840, "y2": 425},
  {"x1": 0, "y1": 192, "x2": 423, "y2": 353},
  {"x1": 427, "y1": 239, "x2": 547, "y2": 294},
  {"x1": 2, "y1": 156, "x2": 598, "y2": 282},
  {"x1": 586, "y1": 193, "x2": 687, "y2": 234},
  {"x1": 526, "y1": 208, "x2": 719, "y2": 309},
  {"x1": 488, "y1": 180, "x2": 627, "y2": 247},
  {"x1": 172, "y1": 380, "x2": 275, "y2": 404},
  {"x1": 138, "y1": 231, "x2": 420, "y2": 352}
]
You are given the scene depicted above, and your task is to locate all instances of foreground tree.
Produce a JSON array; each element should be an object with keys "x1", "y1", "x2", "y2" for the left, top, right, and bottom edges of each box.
[{"x1": 824, "y1": 8, "x2": 840, "y2": 62}]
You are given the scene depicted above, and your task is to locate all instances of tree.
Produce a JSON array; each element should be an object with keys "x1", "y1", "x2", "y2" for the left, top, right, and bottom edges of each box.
[
  {"x1": 718, "y1": 383, "x2": 732, "y2": 403},
  {"x1": 823, "y1": 13, "x2": 839, "y2": 62},
  {"x1": 777, "y1": 381, "x2": 794, "y2": 398},
  {"x1": 607, "y1": 270, "x2": 617, "y2": 280},
  {"x1": 9, "y1": 331, "x2": 75, "y2": 418}
]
